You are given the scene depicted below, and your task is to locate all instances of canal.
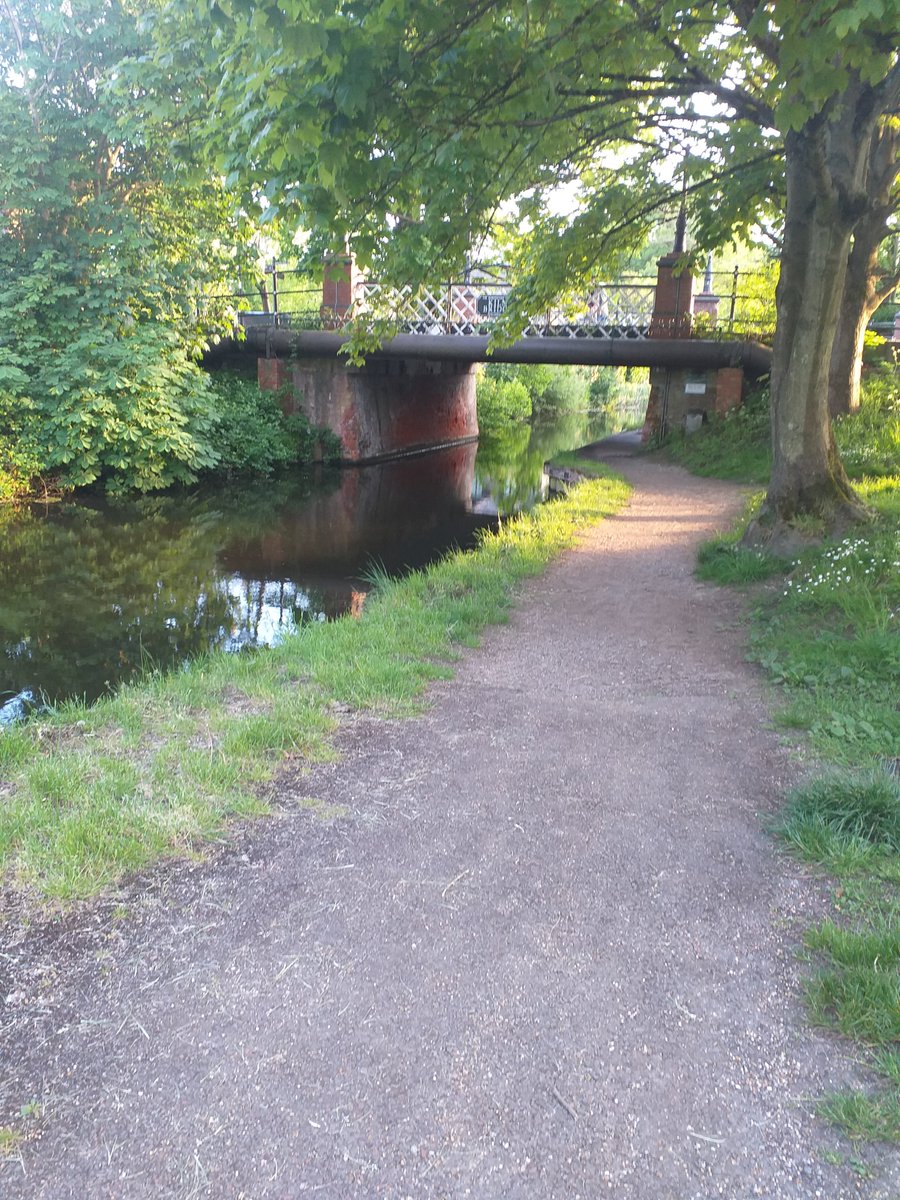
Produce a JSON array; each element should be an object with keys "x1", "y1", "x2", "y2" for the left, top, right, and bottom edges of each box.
[{"x1": 1, "y1": 413, "x2": 615, "y2": 720}]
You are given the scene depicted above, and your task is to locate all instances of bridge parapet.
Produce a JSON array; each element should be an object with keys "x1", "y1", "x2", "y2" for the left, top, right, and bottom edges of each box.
[
  {"x1": 230, "y1": 259, "x2": 775, "y2": 343},
  {"x1": 355, "y1": 278, "x2": 657, "y2": 339}
]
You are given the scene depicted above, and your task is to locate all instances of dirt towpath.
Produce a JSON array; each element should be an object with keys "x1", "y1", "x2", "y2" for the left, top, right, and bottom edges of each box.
[{"x1": 2, "y1": 444, "x2": 897, "y2": 1199}]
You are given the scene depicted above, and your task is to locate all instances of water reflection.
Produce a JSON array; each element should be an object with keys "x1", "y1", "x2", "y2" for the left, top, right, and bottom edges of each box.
[{"x1": 0, "y1": 414, "x2": 610, "y2": 715}]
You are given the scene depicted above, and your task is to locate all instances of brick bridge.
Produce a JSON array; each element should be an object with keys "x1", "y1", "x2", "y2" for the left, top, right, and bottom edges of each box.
[{"x1": 228, "y1": 254, "x2": 773, "y2": 463}]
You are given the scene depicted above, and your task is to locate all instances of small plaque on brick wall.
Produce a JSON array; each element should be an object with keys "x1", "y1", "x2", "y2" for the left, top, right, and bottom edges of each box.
[{"x1": 684, "y1": 374, "x2": 707, "y2": 395}]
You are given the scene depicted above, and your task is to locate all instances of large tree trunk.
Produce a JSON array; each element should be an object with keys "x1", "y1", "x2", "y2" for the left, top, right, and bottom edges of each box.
[
  {"x1": 745, "y1": 120, "x2": 873, "y2": 552},
  {"x1": 827, "y1": 123, "x2": 900, "y2": 418},
  {"x1": 827, "y1": 233, "x2": 879, "y2": 418}
]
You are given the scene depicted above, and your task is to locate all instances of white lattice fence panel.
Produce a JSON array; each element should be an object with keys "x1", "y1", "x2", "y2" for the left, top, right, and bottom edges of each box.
[
  {"x1": 598, "y1": 285, "x2": 655, "y2": 325},
  {"x1": 356, "y1": 279, "x2": 655, "y2": 337}
]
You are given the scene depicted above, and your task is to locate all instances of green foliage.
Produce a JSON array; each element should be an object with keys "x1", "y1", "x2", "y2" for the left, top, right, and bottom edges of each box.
[
  {"x1": 527, "y1": 366, "x2": 589, "y2": 417},
  {"x1": 696, "y1": 539, "x2": 786, "y2": 584},
  {"x1": 157, "y1": 0, "x2": 789, "y2": 305},
  {"x1": 754, "y1": 523, "x2": 900, "y2": 764},
  {"x1": 474, "y1": 411, "x2": 612, "y2": 510},
  {"x1": 33, "y1": 325, "x2": 219, "y2": 494},
  {"x1": 588, "y1": 368, "x2": 651, "y2": 431},
  {"x1": 151, "y1": 0, "x2": 900, "y2": 538},
  {"x1": 695, "y1": 452, "x2": 899, "y2": 1144},
  {"x1": 694, "y1": 493, "x2": 787, "y2": 583},
  {"x1": 802, "y1": 906, "x2": 900, "y2": 1083},
  {"x1": 817, "y1": 1090, "x2": 900, "y2": 1145},
  {"x1": 779, "y1": 530, "x2": 899, "y2": 631},
  {"x1": 480, "y1": 360, "x2": 592, "y2": 427},
  {"x1": 0, "y1": 0, "x2": 258, "y2": 498},
  {"x1": 475, "y1": 370, "x2": 532, "y2": 428},
  {"x1": 834, "y1": 366, "x2": 900, "y2": 480},
  {"x1": 665, "y1": 387, "x2": 773, "y2": 483},
  {"x1": 206, "y1": 374, "x2": 322, "y2": 474},
  {"x1": 667, "y1": 369, "x2": 899, "y2": 492},
  {"x1": 0, "y1": 390, "x2": 43, "y2": 502},
  {"x1": 776, "y1": 772, "x2": 900, "y2": 860},
  {"x1": 806, "y1": 963, "x2": 900, "y2": 1048}
]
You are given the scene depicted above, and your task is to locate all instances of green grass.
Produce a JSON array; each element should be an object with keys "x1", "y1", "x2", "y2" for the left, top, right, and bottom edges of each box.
[
  {"x1": 753, "y1": 498, "x2": 899, "y2": 767},
  {"x1": 681, "y1": 393, "x2": 900, "y2": 1148},
  {"x1": 805, "y1": 953, "x2": 900, "y2": 1045},
  {"x1": 775, "y1": 773, "x2": 900, "y2": 859},
  {"x1": 758, "y1": 509, "x2": 900, "y2": 1143},
  {"x1": 0, "y1": 470, "x2": 631, "y2": 901},
  {"x1": 666, "y1": 365, "x2": 899, "y2": 489},
  {"x1": 0, "y1": 1127, "x2": 24, "y2": 1155},
  {"x1": 817, "y1": 1091, "x2": 900, "y2": 1145},
  {"x1": 695, "y1": 493, "x2": 789, "y2": 584},
  {"x1": 665, "y1": 392, "x2": 772, "y2": 483}
]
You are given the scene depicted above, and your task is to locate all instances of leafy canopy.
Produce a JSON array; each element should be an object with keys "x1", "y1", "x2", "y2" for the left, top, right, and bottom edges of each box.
[{"x1": 0, "y1": 0, "x2": 257, "y2": 492}]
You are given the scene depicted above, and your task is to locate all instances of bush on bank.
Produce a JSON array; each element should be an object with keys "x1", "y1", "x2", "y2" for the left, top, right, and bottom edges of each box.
[
  {"x1": 476, "y1": 363, "x2": 594, "y2": 430},
  {"x1": 666, "y1": 365, "x2": 899, "y2": 487},
  {"x1": 0, "y1": 372, "x2": 334, "y2": 501}
]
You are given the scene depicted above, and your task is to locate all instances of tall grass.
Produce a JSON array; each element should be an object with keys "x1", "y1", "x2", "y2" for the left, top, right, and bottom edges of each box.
[
  {"x1": 683, "y1": 383, "x2": 900, "y2": 1146},
  {"x1": 665, "y1": 386, "x2": 771, "y2": 483}
]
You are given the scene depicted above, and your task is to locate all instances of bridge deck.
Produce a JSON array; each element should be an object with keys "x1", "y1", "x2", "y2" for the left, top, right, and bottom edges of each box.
[{"x1": 234, "y1": 327, "x2": 772, "y2": 376}]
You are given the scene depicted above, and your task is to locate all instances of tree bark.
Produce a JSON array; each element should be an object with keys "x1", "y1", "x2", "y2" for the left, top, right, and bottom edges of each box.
[
  {"x1": 827, "y1": 231, "x2": 881, "y2": 419},
  {"x1": 744, "y1": 115, "x2": 875, "y2": 551},
  {"x1": 827, "y1": 124, "x2": 900, "y2": 419}
]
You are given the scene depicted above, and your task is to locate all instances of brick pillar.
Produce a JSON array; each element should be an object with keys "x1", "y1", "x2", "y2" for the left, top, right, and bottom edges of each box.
[
  {"x1": 321, "y1": 254, "x2": 359, "y2": 328},
  {"x1": 649, "y1": 255, "x2": 694, "y2": 338},
  {"x1": 693, "y1": 291, "x2": 720, "y2": 329},
  {"x1": 258, "y1": 356, "x2": 289, "y2": 397},
  {"x1": 715, "y1": 367, "x2": 744, "y2": 414},
  {"x1": 893, "y1": 311, "x2": 900, "y2": 343},
  {"x1": 641, "y1": 368, "x2": 673, "y2": 442}
]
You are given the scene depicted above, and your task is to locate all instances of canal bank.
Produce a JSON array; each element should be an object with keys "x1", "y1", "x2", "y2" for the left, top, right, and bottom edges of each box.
[
  {"x1": 0, "y1": 460, "x2": 631, "y2": 898},
  {"x1": 2, "y1": 442, "x2": 894, "y2": 1197},
  {"x1": 0, "y1": 411, "x2": 613, "y2": 718}
]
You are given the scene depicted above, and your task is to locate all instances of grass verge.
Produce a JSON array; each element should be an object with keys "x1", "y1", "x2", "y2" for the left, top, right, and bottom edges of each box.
[
  {"x1": 694, "y1": 492, "x2": 791, "y2": 585},
  {"x1": 665, "y1": 390, "x2": 772, "y2": 483},
  {"x1": 689, "y1": 404, "x2": 899, "y2": 1146},
  {"x1": 0, "y1": 470, "x2": 631, "y2": 902}
]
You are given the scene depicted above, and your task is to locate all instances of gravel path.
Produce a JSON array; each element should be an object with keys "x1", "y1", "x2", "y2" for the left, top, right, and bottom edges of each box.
[{"x1": 2, "y1": 444, "x2": 897, "y2": 1199}]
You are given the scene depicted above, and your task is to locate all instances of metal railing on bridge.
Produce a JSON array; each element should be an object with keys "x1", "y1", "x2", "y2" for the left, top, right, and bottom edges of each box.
[
  {"x1": 210, "y1": 265, "x2": 777, "y2": 343},
  {"x1": 356, "y1": 279, "x2": 658, "y2": 338}
]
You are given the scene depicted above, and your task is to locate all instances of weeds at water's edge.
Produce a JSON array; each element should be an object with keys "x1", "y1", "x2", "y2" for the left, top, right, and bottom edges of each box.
[
  {"x1": 0, "y1": 470, "x2": 631, "y2": 903},
  {"x1": 699, "y1": 473, "x2": 900, "y2": 1147}
]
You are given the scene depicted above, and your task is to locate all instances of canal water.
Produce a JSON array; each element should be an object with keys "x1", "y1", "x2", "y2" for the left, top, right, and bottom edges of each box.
[{"x1": 1, "y1": 414, "x2": 613, "y2": 720}]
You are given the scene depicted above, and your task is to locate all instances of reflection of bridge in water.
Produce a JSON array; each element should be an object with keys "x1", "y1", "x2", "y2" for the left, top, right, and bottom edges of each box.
[{"x1": 0, "y1": 445, "x2": 491, "y2": 716}]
